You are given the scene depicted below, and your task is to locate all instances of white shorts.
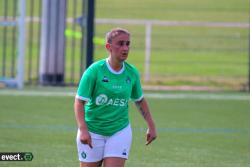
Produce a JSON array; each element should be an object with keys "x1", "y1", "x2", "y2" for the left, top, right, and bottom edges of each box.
[{"x1": 76, "y1": 124, "x2": 132, "y2": 162}]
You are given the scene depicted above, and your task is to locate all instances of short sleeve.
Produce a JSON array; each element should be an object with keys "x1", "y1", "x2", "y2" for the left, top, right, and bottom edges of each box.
[
  {"x1": 130, "y1": 69, "x2": 143, "y2": 101},
  {"x1": 76, "y1": 66, "x2": 96, "y2": 101}
]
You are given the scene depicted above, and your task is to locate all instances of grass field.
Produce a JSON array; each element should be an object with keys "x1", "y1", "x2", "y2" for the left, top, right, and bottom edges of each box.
[
  {"x1": 0, "y1": 1, "x2": 249, "y2": 166},
  {"x1": 0, "y1": 88, "x2": 250, "y2": 167}
]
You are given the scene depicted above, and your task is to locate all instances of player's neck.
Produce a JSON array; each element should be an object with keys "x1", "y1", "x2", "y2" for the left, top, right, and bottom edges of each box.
[{"x1": 107, "y1": 57, "x2": 123, "y2": 72}]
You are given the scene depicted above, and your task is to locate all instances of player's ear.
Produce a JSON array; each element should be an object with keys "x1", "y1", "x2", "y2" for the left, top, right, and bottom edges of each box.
[{"x1": 106, "y1": 43, "x2": 111, "y2": 51}]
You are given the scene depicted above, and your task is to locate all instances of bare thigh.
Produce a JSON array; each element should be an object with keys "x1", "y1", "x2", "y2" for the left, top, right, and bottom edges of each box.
[
  {"x1": 80, "y1": 160, "x2": 102, "y2": 167},
  {"x1": 103, "y1": 157, "x2": 126, "y2": 167}
]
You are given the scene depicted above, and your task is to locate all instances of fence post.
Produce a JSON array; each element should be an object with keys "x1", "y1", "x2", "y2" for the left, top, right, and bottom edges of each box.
[
  {"x1": 144, "y1": 23, "x2": 152, "y2": 82},
  {"x1": 248, "y1": 1, "x2": 250, "y2": 92},
  {"x1": 86, "y1": 0, "x2": 95, "y2": 68},
  {"x1": 16, "y1": 0, "x2": 26, "y2": 89},
  {"x1": 39, "y1": 0, "x2": 66, "y2": 85}
]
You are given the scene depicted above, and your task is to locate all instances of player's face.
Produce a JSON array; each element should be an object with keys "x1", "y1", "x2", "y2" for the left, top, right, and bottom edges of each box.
[{"x1": 107, "y1": 33, "x2": 130, "y2": 62}]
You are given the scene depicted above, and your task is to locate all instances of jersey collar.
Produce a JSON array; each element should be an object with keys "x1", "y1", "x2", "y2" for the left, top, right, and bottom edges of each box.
[{"x1": 105, "y1": 58, "x2": 125, "y2": 75}]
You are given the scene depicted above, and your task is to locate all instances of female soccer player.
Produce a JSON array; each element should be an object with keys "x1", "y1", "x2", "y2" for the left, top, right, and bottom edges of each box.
[{"x1": 74, "y1": 27, "x2": 157, "y2": 167}]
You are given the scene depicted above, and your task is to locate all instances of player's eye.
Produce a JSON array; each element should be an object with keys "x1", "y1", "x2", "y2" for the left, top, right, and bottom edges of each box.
[
  {"x1": 117, "y1": 41, "x2": 130, "y2": 47},
  {"x1": 125, "y1": 41, "x2": 130, "y2": 46},
  {"x1": 117, "y1": 41, "x2": 123, "y2": 46}
]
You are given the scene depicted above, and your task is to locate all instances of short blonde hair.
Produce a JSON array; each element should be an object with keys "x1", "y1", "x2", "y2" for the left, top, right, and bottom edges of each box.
[{"x1": 105, "y1": 27, "x2": 130, "y2": 44}]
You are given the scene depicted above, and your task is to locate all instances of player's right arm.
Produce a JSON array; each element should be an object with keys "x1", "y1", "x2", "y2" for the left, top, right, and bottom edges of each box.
[
  {"x1": 74, "y1": 98, "x2": 93, "y2": 148},
  {"x1": 74, "y1": 63, "x2": 97, "y2": 149}
]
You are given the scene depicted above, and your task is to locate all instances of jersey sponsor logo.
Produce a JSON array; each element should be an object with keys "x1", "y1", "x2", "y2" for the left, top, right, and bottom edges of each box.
[
  {"x1": 96, "y1": 94, "x2": 108, "y2": 105},
  {"x1": 95, "y1": 94, "x2": 128, "y2": 107}
]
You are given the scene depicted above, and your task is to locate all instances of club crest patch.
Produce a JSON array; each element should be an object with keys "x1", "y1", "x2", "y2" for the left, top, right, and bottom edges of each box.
[
  {"x1": 81, "y1": 151, "x2": 87, "y2": 159},
  {"x1": 126, "y1": 76, "x2": 131, "y2": 84}
]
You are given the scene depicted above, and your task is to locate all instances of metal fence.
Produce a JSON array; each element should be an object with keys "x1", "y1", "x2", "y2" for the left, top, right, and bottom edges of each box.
[
  {"x1": 0, "y1": 0, "x2": 249, "y2": 91},
  {"x1": 0, "y1": 0, "x2": 87, "y2": 87},
  {"x1": 94, "y1": 19, "x2": 250, "y2": 91},
  {"x1": 0, "y1": 0, "x2": 18, "y2": 79}
]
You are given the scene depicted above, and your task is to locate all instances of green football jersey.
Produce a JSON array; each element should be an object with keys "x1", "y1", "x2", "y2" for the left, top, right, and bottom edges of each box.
[{"x1": 76, "y1": 59, "x2": 143, "y2": 136}]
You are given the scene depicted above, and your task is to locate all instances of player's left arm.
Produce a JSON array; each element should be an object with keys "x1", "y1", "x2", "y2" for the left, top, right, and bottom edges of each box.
[{"x1": 135, "y1": 98, "x2": 157, "y2": 145}]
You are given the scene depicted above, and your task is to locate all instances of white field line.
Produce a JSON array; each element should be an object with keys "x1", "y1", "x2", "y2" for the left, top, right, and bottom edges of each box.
[{"x1": 0, "y1": 90, "x2": 250, "y2": 101}]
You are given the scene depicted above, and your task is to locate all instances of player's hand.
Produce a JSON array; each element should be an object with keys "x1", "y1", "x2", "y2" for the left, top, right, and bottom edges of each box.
[
  {"x1": 79, "y1": 130, "x2": 93, "y2": 149},
  {"x1": 145, "y1": 128, "x2": 157, "y2": 145}
]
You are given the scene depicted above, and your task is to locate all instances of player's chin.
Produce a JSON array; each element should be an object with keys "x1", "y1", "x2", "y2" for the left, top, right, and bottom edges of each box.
[{"x1": 120, "y1": 54, "x2": 128, "y2": 61}]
